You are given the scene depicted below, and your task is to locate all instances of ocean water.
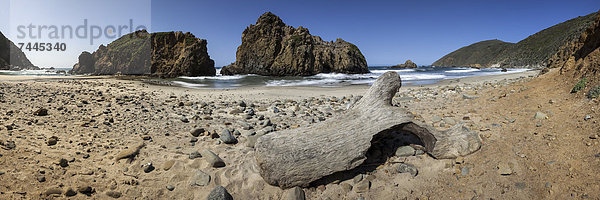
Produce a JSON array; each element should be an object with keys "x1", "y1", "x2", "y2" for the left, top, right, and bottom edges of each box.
[
  {"x1": 0, "y1": 67, "x2": 529, "y2": 89},
  {"x1": 174, "y1": 67, "x2": 529, "y2": 89}
]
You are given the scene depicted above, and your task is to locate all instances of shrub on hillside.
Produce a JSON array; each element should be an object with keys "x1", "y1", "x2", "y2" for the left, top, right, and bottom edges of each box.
[
  {"x1": 571, "y1": 78, "x2": 587, "y2": 93},
  {"x1": 588, "y1": 86, "x2": 600, "y2": 99}
]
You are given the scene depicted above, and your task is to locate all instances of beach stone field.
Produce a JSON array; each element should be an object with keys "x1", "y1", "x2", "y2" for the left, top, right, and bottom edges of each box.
[{"x1": 0, "y1": 70, "x2": 598, "y2": 199}]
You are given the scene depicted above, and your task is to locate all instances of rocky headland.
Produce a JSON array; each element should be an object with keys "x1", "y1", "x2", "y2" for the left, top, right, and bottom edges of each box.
[
  {"x1": 0, "y1": 31, "x2": 38, "y2": 70},
  {"x1": 71, "y1": 30, "x2": 215, "y2": 77},
  {"x1": 221, "y1": 12, "x2": 369, "y2": 76}
]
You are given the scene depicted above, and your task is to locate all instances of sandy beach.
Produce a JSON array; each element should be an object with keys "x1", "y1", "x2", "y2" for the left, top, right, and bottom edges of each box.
[
  {"x1": 1, "y1": 1, "x2": 599, "y2": 199},
  {"x1": 1, "y1": 69, "x2": 599, "y2": 199}
]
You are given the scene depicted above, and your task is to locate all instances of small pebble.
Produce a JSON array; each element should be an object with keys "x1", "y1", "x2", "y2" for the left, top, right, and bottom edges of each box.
[
  {"x1": 47, "y1": 136, "x2": 58, "y2": 146},
  {"x1": 461, "y1": 166, "x2": 469, "y2": 176},
  {"x1": 515, "y1": 182, "x2": 526, "y2": 190},
  {"x1": 189, "y1": 151, "x2": 202, "y2": 159},
  {"x1": 190, "y1": 128, "x2": 205, "y2": 137},
  {"x1": 142, "y1": 163, "x2": 154, "y2": 173},
  {"x1": 65, "y1": 188, "x2": 77, "y2": 196},
  {"x1": 415, "y1": 149, "x2": 425, "y2": 156},
  {"x1": 58, "y1": 158, "x2": 69, "y2": 167},
  {"x1": 395, "y1": 146, "x2": 415, "y2": 157},
  {"x1": 397, "y1": 163, "x2": 418, "y2": 177},
  {"x1": 287, "y1": 186, "x2": 306, "y2": 200},
  {"x1": 207, "y1": 186, "x2": 233, "y2": 200},
  {"x1": 106, "y1": 191, "x2": 122, "y2": 198},
  {"x1": 352, "y1": 174, "x2": 363, "y2": 184},
  {"x1": 166, "y1": 185, "x2": 175, "y2": 191}
]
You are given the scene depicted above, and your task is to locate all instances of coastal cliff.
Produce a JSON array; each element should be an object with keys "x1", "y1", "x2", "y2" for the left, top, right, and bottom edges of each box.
[
  {"x1": 71, "y1": 30, "x2": 215, "y2": 77},
  {"x1": 545, "y1": 9, "x2": 600, "y2": 99},
  {"x1": 221, "y1": 12, "x2": 369, "y2": 76},
  {"x1": 548, "y1": 11, "x2": 600, "y2": 78},
  {"x1": 0, "y1": 31, "x2": 37, "y2": 70}
]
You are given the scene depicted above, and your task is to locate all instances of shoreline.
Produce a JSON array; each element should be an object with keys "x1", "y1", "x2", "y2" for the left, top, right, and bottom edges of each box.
[
  {"x1": 0, "y1": 70, "x2": 539, "y2": 100},
  {"x1": 426, "y1": 69, "x2": 539, "y2": 87}
]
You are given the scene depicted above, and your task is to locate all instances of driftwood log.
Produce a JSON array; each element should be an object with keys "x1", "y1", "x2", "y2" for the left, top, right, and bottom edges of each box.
[{"x1": 254, "y1": 71, "x2": 482, "y2": 189}]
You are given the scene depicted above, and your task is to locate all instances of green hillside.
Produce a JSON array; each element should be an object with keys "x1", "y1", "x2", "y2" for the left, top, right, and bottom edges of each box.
[
  {"x1": 432, "y1": 39, "x2": 514, "y2": 68},
  {"x1": 433, "y1": 11, "x2": 599, "y2": 68}
]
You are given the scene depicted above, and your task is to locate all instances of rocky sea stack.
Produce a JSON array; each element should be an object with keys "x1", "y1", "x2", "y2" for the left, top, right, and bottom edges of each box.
[
  {"x1": 221, "y1": 12, "x2": 369, "y2": 76},
  {"x1": 0, "y1": 31, "x2": 37, "y2": 70},
  {"x1": 391, "y1": 60, "x2": 417, "y2": 69},
  {"x1": 71, "y1": 30, "x2": 215, "y2": 77}
]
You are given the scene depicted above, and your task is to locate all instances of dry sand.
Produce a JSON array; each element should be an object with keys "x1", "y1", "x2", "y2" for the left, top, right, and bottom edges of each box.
[{"x1": 1, "y1": 69, "x2": 598, "y2": 199}]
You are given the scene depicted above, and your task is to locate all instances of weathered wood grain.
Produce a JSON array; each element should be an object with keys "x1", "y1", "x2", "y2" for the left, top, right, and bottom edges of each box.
[{"x1": 255, "y1": 71, "x2": 481, "y2": 188}]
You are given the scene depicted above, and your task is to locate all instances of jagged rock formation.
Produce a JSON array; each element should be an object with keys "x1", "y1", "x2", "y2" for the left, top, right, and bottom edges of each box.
[
  {"x1": 221, "y1": 12, "x2": 369, "y2": 76},
  {"x1": 71, "y1": 30, "x2": 215, "y2": 77},
  {"x1": 548, "y1": 11, "x2": 600, "y2": 80},
  {"x1": 434, "y1": 11, "x2": 599, "y2": 68},
  {"x1": 391, "y1": 60, "x2": 417, "y2": 68},
  {"x1": 0, "y1": 31, "x2": 37, "y2": 70}
]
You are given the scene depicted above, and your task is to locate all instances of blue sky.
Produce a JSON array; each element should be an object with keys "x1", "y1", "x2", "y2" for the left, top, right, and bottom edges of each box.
[
  {"x1": 1, "y1": 0, "x2": 599, "y2": 68},
  {"x1": 1, "y1": 0, "x2": 151, "y2": 68}
]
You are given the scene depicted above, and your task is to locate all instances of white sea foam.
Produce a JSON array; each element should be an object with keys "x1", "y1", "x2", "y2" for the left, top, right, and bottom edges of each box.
[
  {"x1": 312, "y1": 73, "x2": 378, "y2": 80},
  {"x1": 266, "y1": 79, "x2": 343, "y2": 87},
  {"x1": 172, "y1": 81, "x2": 208, "y2": 88},
  {"x1": 349, "y1": 79, "x2": 376, "y2": 85},
  {"x1": 445, "y1": 68, "x2": 480, "y2": 73},
  {"x1": 400, "y1": 74, "x2": 446, "y2": 80},
  {"x1": 370, "y1": 69, "x2": 415, "y2": 74},
  {"x1": 507, "y1": 68, "x2": 529, "y2": 73},
  {"x1": 0, "y1": 69, "x2": 67, "y2": 76},
  {"x1": 173, "y1": 67, "x2": 530, "y2": 88},
  {"x1": 265, "y1": 71, "x2": 447, "y2": 87},
  {"x1": 179, "y1": 75, "x2": 249, "y2": 80}
]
